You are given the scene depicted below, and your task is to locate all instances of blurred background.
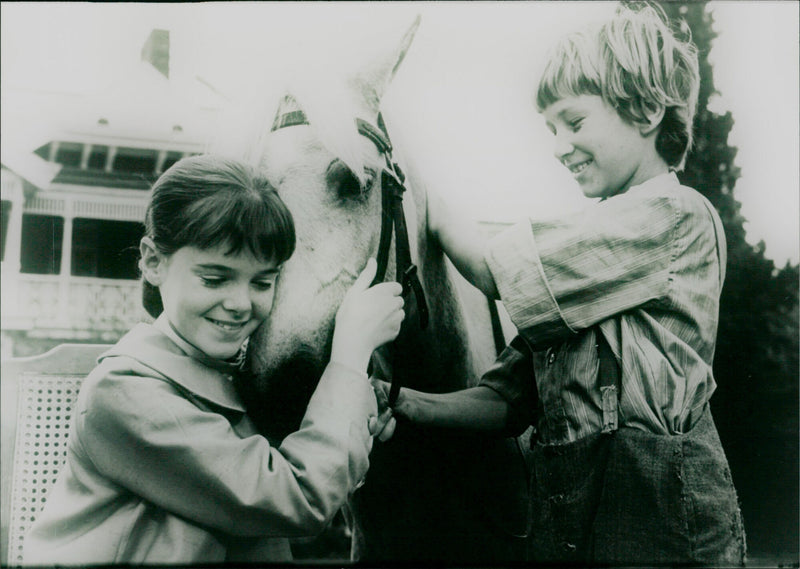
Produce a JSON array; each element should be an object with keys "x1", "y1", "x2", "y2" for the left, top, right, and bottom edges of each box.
[{"x1": 1, "y1": 1, "x2": 797, "y2": 565}]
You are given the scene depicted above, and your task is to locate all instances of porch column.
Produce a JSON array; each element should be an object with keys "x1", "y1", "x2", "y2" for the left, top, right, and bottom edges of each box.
[
  {"x1": 1, "y1": 169, "x2": 24, "y2": 273},
  {"x1": 105, "y1": 146, "x2": 118, "y2": 173},
  {"x1": 80, "y1": 144, "x2": 93, "y2": 170},
  {"x1": 155, "y1": 149, "x2": 167, "y2": 175},
  {"x1": 57, "y1": 199, "x2": 74, "y2": 328},
  {"x1": 0, "y1": 170, "x2": 25, "y2": 327}
]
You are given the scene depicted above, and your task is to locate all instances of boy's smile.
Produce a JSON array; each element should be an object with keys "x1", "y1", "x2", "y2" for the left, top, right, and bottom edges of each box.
[
  {"x1": 542, "y1": 94, "x2": 668, "y2": 199},
  {"x1": 141, "y1": 241, "x2": 279, "y2": 360}
]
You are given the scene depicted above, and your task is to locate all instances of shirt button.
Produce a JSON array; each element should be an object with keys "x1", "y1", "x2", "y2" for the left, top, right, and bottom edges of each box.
[{"x1": 548, "y1": 352, "x2": 556, "y2": 365}]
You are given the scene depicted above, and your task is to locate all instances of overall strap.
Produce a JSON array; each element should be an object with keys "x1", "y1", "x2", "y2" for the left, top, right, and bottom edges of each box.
[
  {"x1": 596, "y1": 329, "x2": 621, "y2": 434},
  {"x1": 525, "y1": 327, "x2": 620, "y2": 447}
]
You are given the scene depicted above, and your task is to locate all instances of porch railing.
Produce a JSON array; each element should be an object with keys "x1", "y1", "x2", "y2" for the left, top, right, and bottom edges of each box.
[{"x1": 1, "y1": 273, "x2": 146, "y2": 337}]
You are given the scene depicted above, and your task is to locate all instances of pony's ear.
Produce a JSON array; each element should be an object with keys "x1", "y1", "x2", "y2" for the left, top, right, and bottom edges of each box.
[{"x1": 350, "y1": 15, "x2": 421, "y2": 114}]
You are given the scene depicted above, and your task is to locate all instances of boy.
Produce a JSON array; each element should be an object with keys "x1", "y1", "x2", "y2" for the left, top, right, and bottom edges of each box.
[{"x1": 373, "y1": 4, "x2": 746, "y2": 565}]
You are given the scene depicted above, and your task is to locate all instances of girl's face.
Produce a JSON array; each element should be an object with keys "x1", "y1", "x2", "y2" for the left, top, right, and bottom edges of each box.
[
  {"x1": 142, "y1": 240, "x2": 279, "y2": 360},
  {"x1": 542, "y1": 94, "x2": 666, "y2": 199}
]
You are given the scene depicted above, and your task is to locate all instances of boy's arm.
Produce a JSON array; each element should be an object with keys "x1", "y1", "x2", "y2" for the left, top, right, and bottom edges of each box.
[
  {"x1": 428, "y1": 191, "x2": 500, "y2": 300},
  {"x1": 374, "y1": 382, "x2": 510, "y2": 431},
  {"x1": 370, "y1": 334, "x2": 535, "y2": 441}
]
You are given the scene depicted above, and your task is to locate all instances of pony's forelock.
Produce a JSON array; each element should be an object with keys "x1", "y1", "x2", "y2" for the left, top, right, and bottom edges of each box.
[
  {"x1": 289, "y1": 76, "x2": 373, "y2": 187},
  {"x1": 213, "y1": 70, "x2": 374, "y2": 189}
]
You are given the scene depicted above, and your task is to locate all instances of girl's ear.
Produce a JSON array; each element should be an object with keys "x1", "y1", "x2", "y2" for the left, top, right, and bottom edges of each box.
[
  {"x1": 639, "y1": 103, "x2": 666, "y2": 136},
  {"x1": 140, "y1": 237, "x2": 166, "y2": 286}
]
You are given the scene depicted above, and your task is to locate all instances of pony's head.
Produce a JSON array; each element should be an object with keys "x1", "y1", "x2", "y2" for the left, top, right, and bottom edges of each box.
[
  {"x1": 222, "y1": 17, "x2": 424, "y2": 437},
  {"x1": 211, "y1": 17, "x2": 528, "y2": 560}
]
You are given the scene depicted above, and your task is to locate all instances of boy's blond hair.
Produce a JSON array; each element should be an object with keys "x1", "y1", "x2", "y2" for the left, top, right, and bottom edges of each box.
[{"x1": 536, "y1": 3, "x2": 700, "y2": 171}]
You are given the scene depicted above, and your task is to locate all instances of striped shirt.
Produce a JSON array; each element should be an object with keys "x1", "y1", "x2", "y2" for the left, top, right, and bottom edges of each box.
[{"x1": 482, "y1": 173, "x2": 726, "y2": 444}]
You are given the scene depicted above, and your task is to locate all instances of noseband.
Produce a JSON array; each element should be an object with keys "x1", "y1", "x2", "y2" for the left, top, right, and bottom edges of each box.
[{"x1": 271, "y1": 97, "x2": 429, "y2": 405}]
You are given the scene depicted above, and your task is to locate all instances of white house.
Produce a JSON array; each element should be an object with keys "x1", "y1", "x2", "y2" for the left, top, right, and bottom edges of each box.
[{"x1": 1, "y1": 30, "x2": 224, "y2": 358}]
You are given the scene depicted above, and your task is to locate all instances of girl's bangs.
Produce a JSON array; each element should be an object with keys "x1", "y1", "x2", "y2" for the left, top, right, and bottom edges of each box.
[
  {"x1": 179, "y1": 191, "x2": 295, "y2": 265},
  {"x1": 231, "y1": 201, "x2": 295, "y2": 264}
]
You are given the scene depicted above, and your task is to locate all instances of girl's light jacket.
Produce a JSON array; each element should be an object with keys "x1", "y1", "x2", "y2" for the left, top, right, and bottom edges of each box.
[{"x1": 23, "y1": 318, "x2": 376, "y2": 564}]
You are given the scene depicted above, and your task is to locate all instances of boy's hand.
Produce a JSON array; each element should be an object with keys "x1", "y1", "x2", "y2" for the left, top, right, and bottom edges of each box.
[
  {"x1": 330, "y1": 259, "x2": 405, "y2": 373},
  {"x1": 369, "y1": 378, "x2": 398, "y2": 442}
]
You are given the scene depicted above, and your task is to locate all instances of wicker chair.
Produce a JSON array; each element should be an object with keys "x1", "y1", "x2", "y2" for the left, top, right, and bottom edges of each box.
[{"x1": 0, "y1": 344, "x2": 109, "y2": 566}]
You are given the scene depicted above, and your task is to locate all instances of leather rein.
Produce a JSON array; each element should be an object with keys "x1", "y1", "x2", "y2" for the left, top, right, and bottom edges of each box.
[{"x1": 271, "y1": 98, "x2": 429, "y2": 405}]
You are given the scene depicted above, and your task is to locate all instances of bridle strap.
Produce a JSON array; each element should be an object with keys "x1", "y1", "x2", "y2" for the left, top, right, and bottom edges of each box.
[
  {"x1": 356, "y1": 115, "x2": 428, "y2": 329},
  {"x1": 271, "y1": 98, "x2": 429, "y2": 405},
  {"x1": 356, "y1": 118, "x2": 392, "y2": 157}
]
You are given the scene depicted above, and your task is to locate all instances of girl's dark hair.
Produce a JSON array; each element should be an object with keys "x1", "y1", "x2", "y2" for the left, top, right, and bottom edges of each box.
[{"x1": 141, "y1": 154, "x2": 295, "y2": 317}]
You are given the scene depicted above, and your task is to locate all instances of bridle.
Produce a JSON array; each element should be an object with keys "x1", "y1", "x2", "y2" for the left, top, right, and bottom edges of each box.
[{"x1": 271, "y1": 96, "x2": 429, "y2": 405}]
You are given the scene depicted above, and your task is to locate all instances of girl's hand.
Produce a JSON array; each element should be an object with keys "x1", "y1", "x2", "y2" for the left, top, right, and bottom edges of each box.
[
  {"x1": 330, "y1": 258, "x2": 405, "y2": 373},
  {"x1": 369, "y1": 378, "x2": 398, "y2": 442}
]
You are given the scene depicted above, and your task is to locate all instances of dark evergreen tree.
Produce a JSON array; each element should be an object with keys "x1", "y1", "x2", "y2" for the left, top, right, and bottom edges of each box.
[{"x1": 657, "y1": 1, "x2": 799, "y2": 559}]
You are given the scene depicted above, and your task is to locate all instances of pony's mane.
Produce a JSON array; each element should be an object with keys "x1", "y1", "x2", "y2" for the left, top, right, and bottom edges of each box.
[{"x1": 210, "y1": 69, "x2": 372, "y2": 187}]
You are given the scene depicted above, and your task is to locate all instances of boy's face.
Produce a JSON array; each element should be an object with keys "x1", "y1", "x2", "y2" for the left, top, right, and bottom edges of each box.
[
  {"x1": 542, "y1": 94, "x2": 665, "y2": 199},
  {"x1": 142, "y1": 241, "x2": 279, "y2": 360}
]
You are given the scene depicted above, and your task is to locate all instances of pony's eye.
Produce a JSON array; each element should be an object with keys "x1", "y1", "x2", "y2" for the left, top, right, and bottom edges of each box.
[{"x1": 326, "y1": 160, "x2": 373, "y2": 200}]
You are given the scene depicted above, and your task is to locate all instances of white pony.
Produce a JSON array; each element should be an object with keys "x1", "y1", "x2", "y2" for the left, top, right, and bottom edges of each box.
[{"x1": 217, "y1": 17, "x2": 528, "y2": 562}]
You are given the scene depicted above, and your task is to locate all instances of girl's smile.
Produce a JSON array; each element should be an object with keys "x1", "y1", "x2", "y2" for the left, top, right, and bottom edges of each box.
[{"x1": 207, "y1": 318, "x2": 248, "y2": 332}]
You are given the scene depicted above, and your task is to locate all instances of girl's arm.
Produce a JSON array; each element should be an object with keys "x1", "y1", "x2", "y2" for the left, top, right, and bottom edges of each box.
[
  {"x1": 428, "y1": 191, "x2": 500, "y2": 300},
  {"x1": 80, "y1": 261, "x2": 405, "y2": 538}
]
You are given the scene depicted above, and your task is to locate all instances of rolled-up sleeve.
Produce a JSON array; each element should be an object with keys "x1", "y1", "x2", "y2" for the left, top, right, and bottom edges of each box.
[
  {"x1": 80, "y1": 360, "x2": 375, "y2": 538},
  {"x1": 478, "y1": 335, "x2": 537, "y2": 436},
  {"x1": 486, "y1": 193, "x2": 677, "y2": 346}
]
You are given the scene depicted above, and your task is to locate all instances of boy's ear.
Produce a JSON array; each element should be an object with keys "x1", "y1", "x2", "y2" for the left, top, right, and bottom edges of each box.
[
  {"x1": 639, "y1": 103, "x2": 666, "y2": 136},
  {"x1": 140, "y1": 237, "x2": 166, "y2": 286}
]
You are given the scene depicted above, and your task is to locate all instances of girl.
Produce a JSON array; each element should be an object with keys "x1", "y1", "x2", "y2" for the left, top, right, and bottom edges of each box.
[
  {"x1": 24, "y1": 155, "x2": 405, "y2": 564},
  {"x1": 373, "y1": 4, "x2": 745, "y2": 565}
]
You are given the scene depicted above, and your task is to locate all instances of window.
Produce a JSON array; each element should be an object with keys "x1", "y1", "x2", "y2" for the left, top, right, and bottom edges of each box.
[
  {"x1": 20, "y1": 214, "x2": 64, "y2": 274},
  {"x1": 161, "y1": 151, "x2": 185, "y2": 172},
  {"x1": 71, "y1": 218, "x2": 144, "y2": 279},
  {"x1": 1, "y1": 200, "x2": 10, "y2": 261},
  {"x1": 54, "y1": 142, "x2": 83, "y2": 168},
  {"x1": 87, "y1": 145, "x2": 109, "y2": 170},
  {"x1": 34, "y1": 141, "x2": 193, "y2": 177},
  {"x1": 113, "y1": 147, "x2": 157, "y2": 175}
]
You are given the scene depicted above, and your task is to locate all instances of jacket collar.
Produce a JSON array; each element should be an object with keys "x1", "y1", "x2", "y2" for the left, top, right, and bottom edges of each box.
[
  {"x1": 627, "y1": 171, "x2": 679, "y2": 194},
  {"x1": 99, "y1": 315, "x2": 246, "y2": 412}
]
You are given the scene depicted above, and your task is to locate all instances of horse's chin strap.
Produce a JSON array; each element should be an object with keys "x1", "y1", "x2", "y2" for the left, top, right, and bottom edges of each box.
[{"x1": 271, "y1": 99, "x2": 429, "y2": 406}]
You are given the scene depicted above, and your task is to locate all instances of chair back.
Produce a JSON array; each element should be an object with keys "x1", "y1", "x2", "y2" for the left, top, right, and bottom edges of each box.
[{"x1": 1, "y1": 344, "x2": 109, "y2": 566}]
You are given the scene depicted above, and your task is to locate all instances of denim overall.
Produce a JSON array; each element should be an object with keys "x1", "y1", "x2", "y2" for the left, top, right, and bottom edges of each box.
[{"x1": 527, "y1": 333, "x2": 747, "y2": 565}]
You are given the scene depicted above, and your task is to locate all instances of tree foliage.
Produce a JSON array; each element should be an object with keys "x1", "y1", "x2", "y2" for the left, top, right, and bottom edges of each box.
[{"x1": 658, "y1": 1, "x2": 799, "y2": 557}]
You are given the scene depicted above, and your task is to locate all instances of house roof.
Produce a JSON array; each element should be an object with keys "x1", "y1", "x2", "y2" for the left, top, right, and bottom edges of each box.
[{"x1": 50, "y1": 167, "x2": 153, "y2": 191}]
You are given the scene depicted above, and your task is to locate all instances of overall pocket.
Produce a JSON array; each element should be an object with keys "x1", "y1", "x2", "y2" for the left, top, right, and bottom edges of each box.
[
  {"x1": 528, "y1": 432, "x2": 612, "y2": 563},
  {"x1": 590, "y1": 407, "x2": 746, "y2": 565}
]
